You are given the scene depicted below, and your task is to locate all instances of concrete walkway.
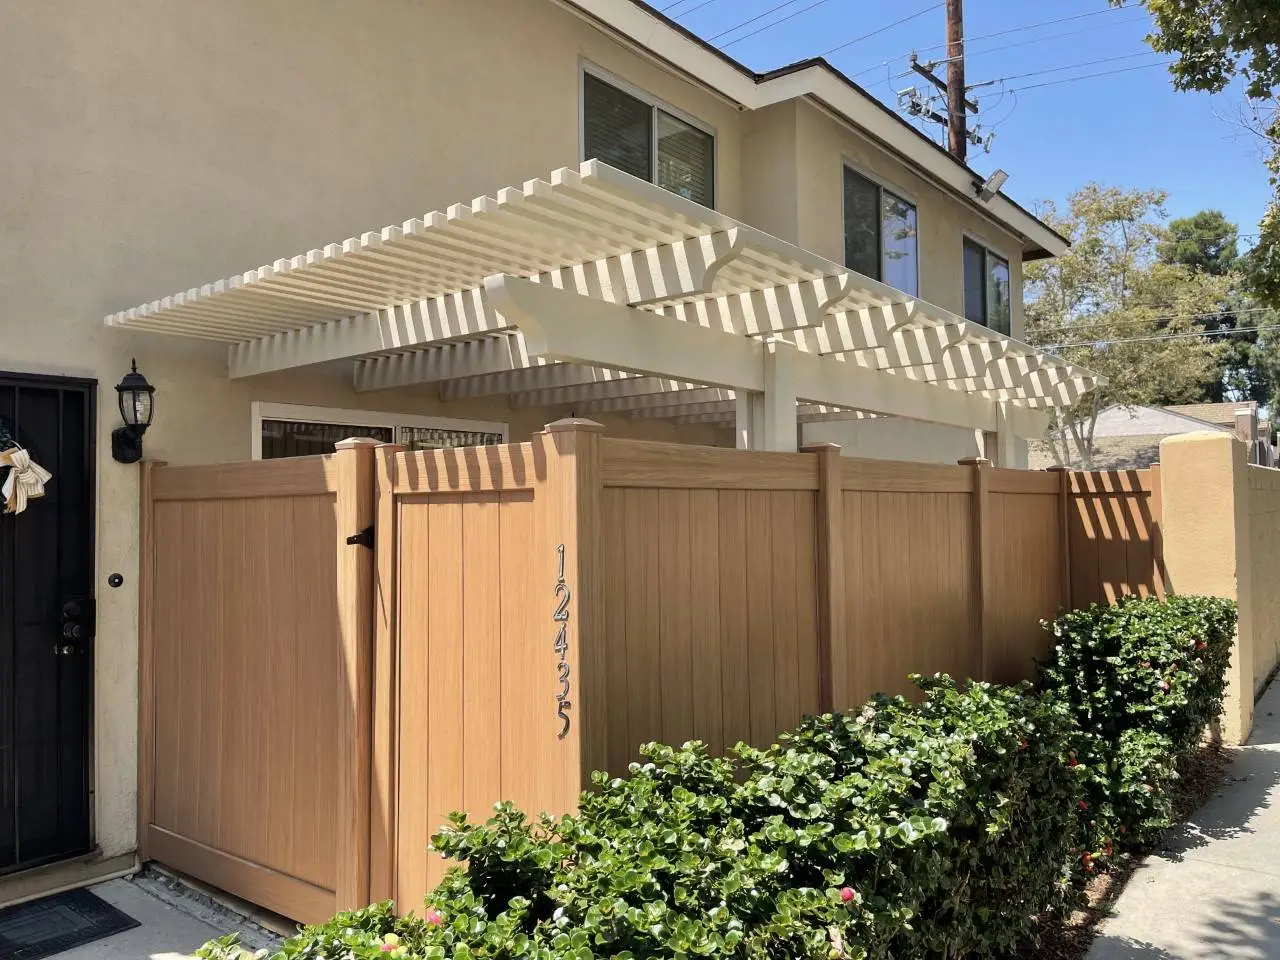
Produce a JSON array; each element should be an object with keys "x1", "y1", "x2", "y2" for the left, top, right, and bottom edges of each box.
[
  {"x1": 1090, "y1": 682, "x2": 1280, "y2": 959},
  {"x1": 52, "y1": 874, "x2": 279, "y2": 959}
]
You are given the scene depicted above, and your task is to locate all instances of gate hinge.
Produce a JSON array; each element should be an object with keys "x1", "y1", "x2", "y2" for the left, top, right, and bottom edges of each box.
[{"x1": 346, "y1": 525, "x2": 375, "y2": 549}]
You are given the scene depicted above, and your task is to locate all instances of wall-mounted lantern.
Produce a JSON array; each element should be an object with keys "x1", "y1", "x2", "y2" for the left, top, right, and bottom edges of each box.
[{"x1": 111, "y1": 359, "x2": 155, "y2": 464}]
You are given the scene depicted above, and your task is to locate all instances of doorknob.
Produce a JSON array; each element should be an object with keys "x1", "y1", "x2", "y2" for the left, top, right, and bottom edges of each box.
[{"x1": 54, "y1": 644, "x2": 77, "y2": 656}]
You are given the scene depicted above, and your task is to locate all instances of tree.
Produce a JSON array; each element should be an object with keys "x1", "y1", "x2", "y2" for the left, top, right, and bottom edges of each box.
[
  {"x1": 1025, "y1": 184, "x2": 1229, "y2": 467},
  {"x1": 1158, "y1": 210, "x2": 1240, "y2": 275},
  {"x1": 1114, "y1": 1, "x2": 1280, "y2": 306}
]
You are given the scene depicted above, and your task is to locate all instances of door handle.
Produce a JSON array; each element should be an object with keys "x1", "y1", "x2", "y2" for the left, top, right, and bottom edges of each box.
[{"x1": 54, "y1": 644, "x2": 78, "y2": 656}]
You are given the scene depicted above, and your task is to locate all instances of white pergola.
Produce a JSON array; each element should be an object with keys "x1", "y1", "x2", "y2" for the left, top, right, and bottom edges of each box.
[{"x1": 105, "y1": 160, "x2": 1097, "y2": 453}]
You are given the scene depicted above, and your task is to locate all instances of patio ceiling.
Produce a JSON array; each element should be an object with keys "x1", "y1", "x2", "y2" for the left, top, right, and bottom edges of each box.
[{"x1": 104, "y1": 160, "x2": 1098, "y2": 446}]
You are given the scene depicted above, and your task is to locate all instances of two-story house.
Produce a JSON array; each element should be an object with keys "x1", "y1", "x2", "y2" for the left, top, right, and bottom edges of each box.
[{"x1": 0, "y1": 0, "x2": 1084, "y2": 900}]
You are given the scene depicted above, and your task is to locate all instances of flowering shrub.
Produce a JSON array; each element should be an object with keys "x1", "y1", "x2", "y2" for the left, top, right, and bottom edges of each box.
[
  {"x1": 201, "y1": 678, "x2": 1082, "y2": 960},
  {"x1": 1038, "y1": 595, "x2": 1237, "y2": 854},
  {"x1": 197, "y1": 596, "x2": 1235, "y2": 960}
]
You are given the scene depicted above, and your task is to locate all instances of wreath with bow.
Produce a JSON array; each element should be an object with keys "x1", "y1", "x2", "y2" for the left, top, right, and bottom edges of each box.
[{"x1": 0, "y1": 419, "x2": 53, "y2": 514}]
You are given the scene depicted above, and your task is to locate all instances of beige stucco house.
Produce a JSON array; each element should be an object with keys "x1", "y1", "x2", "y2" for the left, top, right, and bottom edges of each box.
[{"x1": 0, "y1": 0, "x2": 1088, "y2": 898}]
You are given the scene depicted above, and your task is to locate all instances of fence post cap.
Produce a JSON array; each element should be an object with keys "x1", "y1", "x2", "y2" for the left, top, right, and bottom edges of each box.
[
  {"x1": 957, "y1": 456, "x2": 992, "y2": 467},
  {"x1": 334, "y1": 436, "x2": 383, "y2": 450},
  {"x1": 542, "y1": 418, "x2": 605, "y2": 434},
  {"x1": 1044, "y1": 465, "x2": 1070, "y2": 472},
  {"x1": 800, "y1": 442, "x2": 842, "y2": 453}
]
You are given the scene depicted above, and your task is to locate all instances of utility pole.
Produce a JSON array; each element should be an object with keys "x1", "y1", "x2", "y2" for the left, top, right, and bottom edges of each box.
[{"x1": 946, "y1": 0, "x2": 966, "y2": 162}]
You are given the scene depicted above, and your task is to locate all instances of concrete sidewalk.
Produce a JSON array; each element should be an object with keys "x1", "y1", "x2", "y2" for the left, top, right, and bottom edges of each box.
[
  {"x1": 52, "y1": 873, "x2": 281, "y2": 959},
  {"x1": 1089, "y1": 682, "x2": 1280, "y2": 959}
]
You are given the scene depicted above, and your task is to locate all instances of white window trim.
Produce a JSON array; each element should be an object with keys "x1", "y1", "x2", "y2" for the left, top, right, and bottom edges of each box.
[
  {"x1": 579, "y1": 59, "x2": 719, "y2": 208},
  {"x1": 250, "y1": 401, "x2": 508, "y2": 460},
  {"x1": 961, "y1": 234, "x2": 1013, "y2": 333},
  {"x1": 842, "y1": 160, "x2": 921, "y2": 297}
]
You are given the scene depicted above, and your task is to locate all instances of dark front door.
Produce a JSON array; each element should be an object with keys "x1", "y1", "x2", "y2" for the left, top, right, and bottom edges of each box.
[{"x1": 0, "y1": 374, "x2": 95, "y2": 872}]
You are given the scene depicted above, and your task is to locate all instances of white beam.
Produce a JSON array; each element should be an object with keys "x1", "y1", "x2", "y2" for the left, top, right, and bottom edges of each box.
[
  {"x1": 578, "y1": 386, "x2": 730, "y2": 414},
  {"x1": 439, "y1": 363, "x2": 633, "y2": 402},
  {"x1": 353, "y1": 335, "x2": 536, "y2": 391},
  {"x1": 230, "y1": 290, "x2": 505, "y2": 379},
  {"x1": 485, "y1": 274, "x2": 766, "y2": 392},
  {"x1": 513, "y1": 375, "x2": 701, "y2": 407},
  {"x1": 486, "y1": 275, "x2": 1048, "y2": 437}
]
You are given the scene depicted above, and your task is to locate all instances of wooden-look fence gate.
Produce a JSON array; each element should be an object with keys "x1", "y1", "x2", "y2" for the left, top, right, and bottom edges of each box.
[{"x1": 137, "y1": 422, "x2": 1165, "y2": 923}]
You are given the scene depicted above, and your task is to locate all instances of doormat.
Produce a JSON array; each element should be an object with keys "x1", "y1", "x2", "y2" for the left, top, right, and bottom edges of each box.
[{"x1": 0, "y1": 887, "x2": 139, "y2": 959}]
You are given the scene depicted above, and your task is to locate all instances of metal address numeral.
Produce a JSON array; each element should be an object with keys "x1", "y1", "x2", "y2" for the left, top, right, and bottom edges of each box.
[{"x1": 553, "y1": 544, "x2": 572, "y2": 740}]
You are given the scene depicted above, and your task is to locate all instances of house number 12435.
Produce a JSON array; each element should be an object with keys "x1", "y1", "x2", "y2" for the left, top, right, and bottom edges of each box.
[{"x1": 553, "y1": 544, "x2": 572, "y2": 740}]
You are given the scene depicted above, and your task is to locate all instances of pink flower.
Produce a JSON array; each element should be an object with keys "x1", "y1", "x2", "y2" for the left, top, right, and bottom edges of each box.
[
  {"x1": 1159, "y1": 681, "x2": 1170, "y2": 692},
  {"x1": 1018, "y1": 739, "x2": 1028, "y2": 751},
  {"x1": 1078, "y1": 800, "x2": 1089, "y2": 811},
  {"x1": 839, "y1": 886, "x2": 858, "y2": 904},
  {"x1": 426, "y1": 909, "x2": 444, "y2": 926},
  {"x1": 381, "y1": 946, "x2": 396, "y2": 954}
]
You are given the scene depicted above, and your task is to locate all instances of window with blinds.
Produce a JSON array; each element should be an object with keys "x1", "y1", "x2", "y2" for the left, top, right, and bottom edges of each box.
[
  {"x1": 962, "y1": 238, "x2": 1012, "y2": 336},
  {"x1": 842, "y1": 167, "x2": 918, "y2": 296},
  {"x1": 260, "y1": 420, "x2": 504, "y2": 459},
  {"x1": 583, "y1": 71, "x2": 714, "y2": 208}
]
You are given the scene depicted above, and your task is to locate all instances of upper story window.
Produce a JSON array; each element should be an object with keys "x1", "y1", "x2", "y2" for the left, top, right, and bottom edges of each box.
[
  {"x1": 842, "y1": 167, "x2": 918, "y2": 296},
  {"x1": 582, "y1": 70, "x2": 715, "y2": 208},
  {"x1": 963, "y1": 238, "x2": 1012, "y2": 336}
]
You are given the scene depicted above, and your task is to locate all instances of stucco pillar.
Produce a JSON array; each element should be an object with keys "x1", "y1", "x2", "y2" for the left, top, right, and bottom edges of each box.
[{"x1": 1158, "y1": 431, "x2": 1255, "y2": 743}]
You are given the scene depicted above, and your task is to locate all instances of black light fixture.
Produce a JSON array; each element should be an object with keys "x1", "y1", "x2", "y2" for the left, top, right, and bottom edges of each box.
[{"x1": 111, "y1": 359, "x2": 155, "y2": 464}]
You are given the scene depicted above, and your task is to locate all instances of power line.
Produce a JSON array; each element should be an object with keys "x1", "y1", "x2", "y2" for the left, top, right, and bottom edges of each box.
[
  {"x1": 720, "y1": 0, "x2": 836, "y2": 48},
  {"x1": 849, "y1": 13, "x2": 1149, "y2": 80},
  {"x1": 1044, "y1": 324, "x2": 1280, "y2": 351},
  {"x1": 819, "y1": 3, "x2": 943, "y2": 59},
  {"x1": 921, "y1": 5, "x2": 1135, "y2": 58},
  {"x1": 966, "y1": 51, "x2": 1162, "y2": 90},
  {"x1": 707, "y1": 0, "x2": 810, "y2": 41},
  {"x1": 666, "y1": 0, "x2": 725, "y2": 18},
  {"x1": 1006, "y1": 59, "x2": 1175, "y2": 94},
  {"x1": 1033, "y1": 306, "x2": 1276, "y2": 337}
]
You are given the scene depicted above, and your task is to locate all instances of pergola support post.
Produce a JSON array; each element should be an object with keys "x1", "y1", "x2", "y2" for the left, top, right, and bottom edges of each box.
[
  {"x1": 735, "y1": 393, "x2": 764, "y2": 450},
  {"x1": 762, "y1": 340, "x2": 799, "y2": 452},
  {"x1": 982, "y1": 402, "x2": 1018, "y2": 467}
]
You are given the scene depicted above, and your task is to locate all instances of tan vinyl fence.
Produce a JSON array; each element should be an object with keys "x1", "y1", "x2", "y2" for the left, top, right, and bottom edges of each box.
[
  {"x1": 138, "y1": 450, "x2": 369, "y2": 923},
  {"x1": 138, "y1": 421, "x2": 1216, "y2": 923}
]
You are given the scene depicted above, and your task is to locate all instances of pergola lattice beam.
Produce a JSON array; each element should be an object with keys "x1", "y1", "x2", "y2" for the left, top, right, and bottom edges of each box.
[{"x1": 486, "y1": 274, "x2": 1049, "y2": 437}]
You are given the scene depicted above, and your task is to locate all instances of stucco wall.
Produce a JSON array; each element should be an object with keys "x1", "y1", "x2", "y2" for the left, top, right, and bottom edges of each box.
[
  {"x1": 0, "y1": 0, "x2": 739, "y2": 862},
  {"x1": 789, "y1": 100, "x2": 1027, "y2": 337}
]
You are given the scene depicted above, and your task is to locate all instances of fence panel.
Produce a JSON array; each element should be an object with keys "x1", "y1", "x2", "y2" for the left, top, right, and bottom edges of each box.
[
  {"x1": 141, "y1": 455, "x2": 344, "y2": 924},
  {"x1": 839, "y1": 460, "x2": 978, "y2": 703},
  {"x1": 382, "y1": 442, "x2": 579, "y2": 908},
  {"x1": 1248, "y1": 465, "x2": 1280, "y2": 688},
  {"x1": 1068, "y1": 470, "x2": 1165, "y2": 606},
  {"x1": 598, "y1": 440, "x2": 823, "y2": 769},
  {"x1": 985, "y1": 470, "x2": 1067, "y2": 682}
]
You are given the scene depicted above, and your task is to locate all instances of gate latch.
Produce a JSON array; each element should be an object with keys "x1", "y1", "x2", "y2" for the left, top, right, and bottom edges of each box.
[{"x1": 346, "y1": 525, "x2": 375, "y2": 549}]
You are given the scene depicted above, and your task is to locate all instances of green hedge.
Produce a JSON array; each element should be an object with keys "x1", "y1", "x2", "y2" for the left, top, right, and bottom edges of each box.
[
  {"x1": 1038, "y1": 594, "x2": 1237, "y2": 857},
  {"x1": 198, "y1": 596, "x2": 1236, "y2": 960}
]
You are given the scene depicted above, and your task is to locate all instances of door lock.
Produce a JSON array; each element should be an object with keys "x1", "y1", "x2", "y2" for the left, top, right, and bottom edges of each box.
[{"x1": 55, "y1": 644, "x2": 77, "y2": 656}]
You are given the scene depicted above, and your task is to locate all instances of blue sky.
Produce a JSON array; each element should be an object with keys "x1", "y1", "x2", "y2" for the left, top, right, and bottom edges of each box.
[{"x1": 650, "y1": 0, "x2": 1271, "y2": 242}]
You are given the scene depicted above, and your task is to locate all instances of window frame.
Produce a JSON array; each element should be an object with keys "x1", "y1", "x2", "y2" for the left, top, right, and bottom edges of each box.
[
  {"x1": 250, "y1": 401, "x2": 508, "y2": 460},
  {"x1": 961, "y1": 233, "x2": 1014, "y2": 335},
  {"x1": 841, "y1": 160, "x2": 920, "y2": 297},
  {"x1": 579, "y1": 61, "x2": 718, "y2": 209}
]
